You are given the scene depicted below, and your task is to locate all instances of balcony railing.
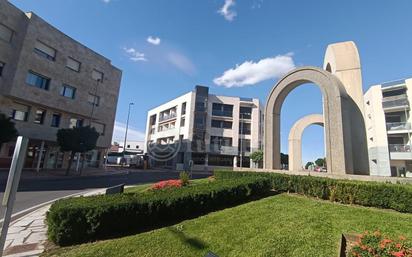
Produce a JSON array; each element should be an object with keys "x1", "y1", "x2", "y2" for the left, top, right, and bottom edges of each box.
[
  {"x1": 209, "y1": 145, "x2": 238, "y2": 155},
  {"x1": 382, "y1": 94, "x2": 409, "y2": 109},
  {"x1": 212, "y1": 110, "x2": 233, "y2": 117},
  {"x1": 159, "y1": 113, "x2": 177, "y2": 122},
  {"x1": 386, "y1": 122, "x2": 411, "y2": 131},
  {"x1": 389, "y1": 144, "x2": 411, "y2": 152}
]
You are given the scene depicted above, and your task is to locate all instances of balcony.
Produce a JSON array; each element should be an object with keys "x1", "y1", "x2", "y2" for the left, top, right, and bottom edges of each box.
[
  {"x1": 386, "y1": 122, "x2": 411, "y2": 132},
  {"x1": 209, "y1": 145, "x2": 238, "y2": 155},
  {"x1": 159, "y1": 113, "x2": 177, "y2": 122},
  {"x1": 382, "y1": 94, "x2": 409, "y2": 110},
  {"x1": 389, "y1": 144, "x2": 412, "y2": 160},
  {"x1": 212, "y1": 110, "x2": 233, "y2": 117}
]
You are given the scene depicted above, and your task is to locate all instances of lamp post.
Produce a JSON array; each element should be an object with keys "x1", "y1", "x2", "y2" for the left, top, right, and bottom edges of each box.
[{"x1": 123, "y1": 102, "x2": 134, "y2": 155}]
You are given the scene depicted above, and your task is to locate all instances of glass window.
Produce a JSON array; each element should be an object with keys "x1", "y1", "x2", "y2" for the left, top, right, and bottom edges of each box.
[
  {"x1": 11, "y1": 104, "x2": 29, "y2": 121},
  {"x1": 26, "y1": 71, "x2": 50, "y2": 90},
  {"x1": 92, "y1": 70, "x2": 103, "y2": 82},
  {"x1": 0, "y1": 61, "x2": 4, "y2": 76},
  {"x1": 66, "y1": 57, "x2": 81, "y2": 72},
  {"x1": 211, "y1": 119, "x2": 232, "y2": 129},
  {"x1": 34, "y1": 109, "x2": 46, "y2": 124},
  {"x1": 240, "y1": 106, "x2": 252, "y2": 119},
  {"x1": 180, "y1": 117, "x2": 185, "y2": 127},
  {"x1": 239, "y1": 122, "x2": 251, "y2": 135},
  {"x1": 69, "y1": 118, "x2": 83, "y2": 128},
  {"x1": 0, "y1": 23, "x2": 13, "y2": 43},
  {"x1": 181, "y1": 102, "x2": 186, "y2": 115},
  {"x1": 238, "y1": 139, "x2": 251, "y2": 152},
  {"x1": 212, "y1": 103, "x2": 233, "y2": 117},
  {"x1": 60, "y1": 84, "x2": 76, "y2": 99},
  {"x1": 88, "y1": 94, "x2": 100, "y2": 106},
  {"x1": 34, "y1": 41, "x2": 56, "y2": 61},
  {"x1": 51, "y1": 114, "x2": 61, "y2": 127}
]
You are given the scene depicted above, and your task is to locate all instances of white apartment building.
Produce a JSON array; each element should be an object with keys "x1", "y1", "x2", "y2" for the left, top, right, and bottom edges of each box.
[
  {"x1": 144, "y1": 85, "x2": 263, "y2": 171},
  {"x1": 364, "y1": 78, "x2": 412, "y2": 177}
]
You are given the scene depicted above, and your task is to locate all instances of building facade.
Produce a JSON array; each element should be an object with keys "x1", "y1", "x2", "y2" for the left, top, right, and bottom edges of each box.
[
  {"x1": 364, "y1": 78, "x2": 412, "y2": 177},
  {"x1": 144, "y1": 86, "x2": 263, "y2": 171},
  {"x1": 0, "y1": 1, "x2": 122, "y2": 169}
]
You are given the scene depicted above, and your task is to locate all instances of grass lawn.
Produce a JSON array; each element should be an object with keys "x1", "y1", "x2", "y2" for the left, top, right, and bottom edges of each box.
[{"x1": 43, "y1": 194, "x2": 412, "y2": 257}]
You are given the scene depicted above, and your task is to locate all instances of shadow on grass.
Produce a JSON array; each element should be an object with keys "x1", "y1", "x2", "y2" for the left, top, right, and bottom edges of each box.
[{"x1": 167, "y1": 227, "x2": 208, "y2": 250}]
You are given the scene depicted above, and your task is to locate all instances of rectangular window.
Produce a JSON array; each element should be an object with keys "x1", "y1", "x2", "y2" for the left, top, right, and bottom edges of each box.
[
  {"x1": 92, "y1": 69, "x2": 103, "y2": 82},
  {"x1": 34, "y1": 109, "x2": 46, "y2": 124},
  {"x1": 238, "y1": 139, "x2": 251, "y2": 152},
  {"x1": 240, "y1": 106, "x2": 252, "y2": 119},
  {"x1": 26, "y1": 71, "x2": 50, "y2": 90},
  {"x1": 34, "y1": 41, "x2": 56, "y2": 61},
  {"x1": 0, "y1": 61, "x2": 4, "y2": 76},
  {"x1": 181, "y1": 102, "x2": 186, "y2": 115},
  {"x1": 69, "y1": 118, "x2": 83, "y2": 128},
  {"x1": 66, "y1": 57, "x2": 81, "y2": 72},
  {"x1": 239, "y1": 122, "x2": 251, "y2": 135},
  {"x1": 91, "y1": 122, "x2": 105, "y2": 135},
  {"x1": 11, "y1": 103, "x2": 29, "y2": 121},
  {"x1": 88, "y1": 94, "x2": 100, "y2": 106},
  {"x1": 60, "y1": 84, "x2": 76, "y2": 99},
  {"x1": 212, "y1": 103, "x2": 233, "y2": 117},
  {"x1": 51, "y1": 113, "x2": 61, "y2": 128},
  {"x1": 211, "y1": 119, "x2": 232, "y2": 129},
  {"x1": 180, "y1": 117, "x2": 185, "y2": 127},
  {"x1": 0, "y1": 23, "x2": 13, "y2": 43}
]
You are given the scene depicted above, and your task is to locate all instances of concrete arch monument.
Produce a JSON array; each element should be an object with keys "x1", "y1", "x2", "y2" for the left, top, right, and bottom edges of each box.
[
  {"x1": 288, "y1": 114, "x2": 324, "y2": 171},
  {"x1": 264, "y1": 66, "x2": 369, "y2": 175}
]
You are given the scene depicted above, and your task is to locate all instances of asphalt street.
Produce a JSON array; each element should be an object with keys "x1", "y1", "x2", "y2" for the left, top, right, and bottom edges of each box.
[{"x1": 0, "y1": 170, "x2": 210, "y2": 218}]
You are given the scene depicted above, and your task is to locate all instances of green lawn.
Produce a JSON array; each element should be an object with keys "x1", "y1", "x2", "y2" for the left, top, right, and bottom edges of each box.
[{"x1": 43, "y1": 194, "x2": 412, "y2": 257}]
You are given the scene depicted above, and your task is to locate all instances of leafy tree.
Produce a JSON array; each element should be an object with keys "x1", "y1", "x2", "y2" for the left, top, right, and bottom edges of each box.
[
  {"x1": 0, "y1": 113, "x2": 18, "y2": 149},
  {"x1": 315, "y1": 157, "x2": 325, "y2": 167},
  {"x1": 250, "y1": 150, "x2": 263, "y2": 167},
  {"x1": 305, "y1": 161, "x2": 314, "y2": 170},
  {"x1": 280, "y1": 153, "x2": 289, "y2": 169},
  {"x1": 56, "y1": 126, "x2": 99, "y2": 175}
]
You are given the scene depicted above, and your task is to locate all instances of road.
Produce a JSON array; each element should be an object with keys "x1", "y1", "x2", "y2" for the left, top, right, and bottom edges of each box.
[{"x1": 0, "y1": 170, "x2": 210, "y2": 218}]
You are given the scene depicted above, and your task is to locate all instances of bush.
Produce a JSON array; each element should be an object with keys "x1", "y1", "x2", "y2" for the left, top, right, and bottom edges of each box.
[
  {"x1": 47, "y1": 176, "x2": 271, "y2": 246},
  {"x1": 214, "y1": 170, "x2": 412, "y2": 213},
  {"x1": 179, "y1": 171, "x2": 190, "y2": 186}
]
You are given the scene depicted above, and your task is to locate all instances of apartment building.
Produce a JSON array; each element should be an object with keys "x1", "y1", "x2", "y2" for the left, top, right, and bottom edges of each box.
[
  {"x1": 0, "y1": 1, "x2": 122, "y2": 169},
  {"x1": 144, "y1": 86, "x2": 263, "y2": 170},
  {"x1": 364, "y1": 78, "x2": 412, "y2": 177}
]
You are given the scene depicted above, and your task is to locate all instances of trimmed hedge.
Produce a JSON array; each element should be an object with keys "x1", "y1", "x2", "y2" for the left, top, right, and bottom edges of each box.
[
  {"x1": 214, "y1": 170, "x2": 412, "y2": 213},
  {"x1": 47, "y1": 176, "x2": 271, "y2": 246}
]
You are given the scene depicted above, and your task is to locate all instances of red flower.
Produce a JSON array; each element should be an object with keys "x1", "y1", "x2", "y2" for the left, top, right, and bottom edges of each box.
[
  {"x1": 392, "y1": 250, "x2": 405, "y2": 257},
  {"x1": 151, "y1": 179, "x2": 183, "y2": 190}
]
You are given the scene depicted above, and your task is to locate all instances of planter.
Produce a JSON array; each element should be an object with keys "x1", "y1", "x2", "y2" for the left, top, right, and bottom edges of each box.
[{"x1": 339, "y1": 233, "x2": 360, "y2": 257}]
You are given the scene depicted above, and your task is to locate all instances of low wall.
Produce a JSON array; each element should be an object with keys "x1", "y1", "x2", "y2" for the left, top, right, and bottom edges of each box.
[{"x1": 232, "y1": 167, "x2": 412, "y2": 184}]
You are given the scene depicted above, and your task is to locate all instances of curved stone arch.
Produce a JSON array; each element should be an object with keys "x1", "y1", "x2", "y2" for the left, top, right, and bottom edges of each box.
[
  {"x1": 264, "y1": 66, "x2": 369, "y2": 174},
  {"x1": 288, "y1": 114, "x2": 324, "y2": 171}
]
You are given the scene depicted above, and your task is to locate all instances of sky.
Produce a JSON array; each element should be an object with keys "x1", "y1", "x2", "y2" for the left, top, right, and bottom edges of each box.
[{"x1": 10, "y1": 0, "x2": 412, "y2": 164}]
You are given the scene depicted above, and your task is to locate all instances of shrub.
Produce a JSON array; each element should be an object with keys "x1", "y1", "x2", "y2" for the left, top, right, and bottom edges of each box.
[
  {"x1": 214, "y1": 170, "x2": 412, "y2": 213},
  {"x1": 179, "y1": 171, "x2": 190, "y2": 186},
  {"x1": 349, "y1": 231, "x2": 412, "y2": 257},
  {"x1": 47, "y1": 176, "x2": 271, "y2": 246},
  {"x1": 151, "y1": 179, "x2": 182, "y2": 190}
]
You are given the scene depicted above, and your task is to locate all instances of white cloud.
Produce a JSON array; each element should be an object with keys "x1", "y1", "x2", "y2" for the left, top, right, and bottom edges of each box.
[
  {"x1": 167, "y1": 52, "x2": 196, "y2": 75},
  {"x1": 102, "y1": 0, "x2": 111, "y2": 3},
  {"x1": 147, "y1": 36, "x2": 161, "y2": 45},
  {"x1": 112, "y1": 121, "x2": 145, "y2": 143},
  {"x1": 213, "y1": 53, "x2": 295, "y2": 88},
  {"x1": 218, "y1": 0, "x2": 237, "y2": 21},
  {"x1": 123, "y1": 47, "x2": 147, "y2": 62}
]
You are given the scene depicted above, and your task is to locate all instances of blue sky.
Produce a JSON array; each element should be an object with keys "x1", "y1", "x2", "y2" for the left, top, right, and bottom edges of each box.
[{"x1": 10, "y1": 0, "x2": 412, "y2": 164}]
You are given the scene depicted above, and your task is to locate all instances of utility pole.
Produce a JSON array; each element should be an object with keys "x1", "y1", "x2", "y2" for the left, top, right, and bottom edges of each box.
[{"x1": 123, "y1": 102, "x2": 134, "y2": 155}]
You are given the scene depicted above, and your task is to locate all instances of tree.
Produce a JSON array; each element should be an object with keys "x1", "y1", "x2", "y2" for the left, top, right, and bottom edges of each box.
[
  {"x1": 280, "y1": 153, "x2": 289, "y2": 169},
  {"x1": 315, "y1": 157, "x2": 325, "y2": 167},
  {"x1": 56, "y1": 126, "x2": 99, "y2": 175},
  {"x1": 250, "y1": 150, "x2": 263, "y2": 167},
  {"x1": 0, "y1": 113, "x2": 18, "y2": 149},
  {"x1": 305, "y1": 161, "x2": 314, "y2": 170}
]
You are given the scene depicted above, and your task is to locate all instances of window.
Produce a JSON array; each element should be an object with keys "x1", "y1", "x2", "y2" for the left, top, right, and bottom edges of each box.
[
  {"x1": 0, "y1": 23, "x2": 13, "y2": 43},
  {"x1": 91, "y1": 122, "x2": 105, "y2": 135},
  {"x1": 66, "y1": 57, "x2": 81, "y2": 72},
  {"x1": 212, "y1": 103, "x2": 233, "y2": 117},
  {"x1": 11, "y1": 104, "x2": 29, "y2": 121},
  {"x1": 181, "y1": 102, "x2": 186, "y2": 115},
  {"x1": 69, "y1": 118, "x2": 83, "y2": 128},
  {"x1": 60, "y1": 84, "x2": 76, "y2": 99},
  {"x1": 51, "y1": 114, "x2": 61, "y2": 127},
  {"x1": 92, "y1": 70, "x2": 103, "y2": 82},
  {"x1": 180, "y1": 117, "x2": 185, "y2": 127},
  {"x1": 26, "y1": 71, "x2": 50, "y2": 90},
  {"x1": 34, "y1": 109, "x2": 46, "y2": 124},
  {"x1": 239, "y1": 122, "x2": 251, "y2": 135},
  {"x1": 0, "y1": 62, "x2": 4, "y2": 76},
  {"x1": 240, "y1": 106, "x2": 252, "y2": 119},
  {"x1": 88, "y1": 94, "x2": 100, "y2": 106},
  {"x1": 211, "y1": 119, "x2": 232, "y2": 129},
  {"x1": 211, "y1": 136, "x2": 232, "y2": 147},
  {"x1": 238, "y1": 139, "x2": 251, "y2": 152},
  {"x1": 34, "y1": 41, "x2": 56, "y2": 61}
]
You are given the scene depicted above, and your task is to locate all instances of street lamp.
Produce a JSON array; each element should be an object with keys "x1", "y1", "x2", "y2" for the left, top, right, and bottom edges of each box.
[{"x1": 123, "y1": 102, "x2": 134, "y2": 154}]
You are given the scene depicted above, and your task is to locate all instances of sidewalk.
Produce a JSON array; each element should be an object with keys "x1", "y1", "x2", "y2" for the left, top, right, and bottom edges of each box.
[{"x1": 2, "y1": 189, "x2": 106, "y2": 257}]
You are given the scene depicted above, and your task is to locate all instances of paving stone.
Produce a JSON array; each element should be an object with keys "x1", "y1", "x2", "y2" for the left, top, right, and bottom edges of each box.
[{"x1": 5, "y1": 231, "x2": 31, "y2": 240}]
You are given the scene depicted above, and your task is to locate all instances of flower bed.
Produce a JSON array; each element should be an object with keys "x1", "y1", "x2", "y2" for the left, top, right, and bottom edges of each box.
[{"x1": 151, "y1": 179, "x2": 183, "y2": 190}]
